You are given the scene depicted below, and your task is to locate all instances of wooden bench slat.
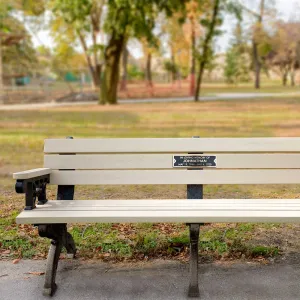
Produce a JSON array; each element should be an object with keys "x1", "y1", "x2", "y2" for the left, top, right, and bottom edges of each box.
[
  {"x1": 32, "y1": 199, "x2": 300, "y2": 207},
  {"x1": 49, "y1": 169, "x2": 300, "y2": 185},
  {"x1": 16, "y1": 199, "x2": 300, "y2": 224},
  {"x1": 44, "y1": 154, "x2": 300, "y2": 169},
  {"x1": 44, "y1": 138, "x2": 300, "y2": 153},
  {"x1": 13, "y1": 168, "x2": 51, "y2": 180}
]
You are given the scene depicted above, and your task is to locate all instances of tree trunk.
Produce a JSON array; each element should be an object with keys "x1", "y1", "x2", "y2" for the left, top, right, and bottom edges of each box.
[
  {"x1": 120, "y1": 46, "x2": 128, "y2": 91},
  {"x1": 253, "y1": 40, "x2": 261, "y2": 89},
  {"x1": 290, "y1": 69, "x2": 295, "y2": 86},
  {"x1": 253, "y1": 0, "x2": 264, "y2": 89},
  {"x1": 78, "y1": 31, "x2": 101, "y2": 89},
  {"x1": 0, "y1": 37, "x2": 4, "y2": 104},
  {"x1": 189, "y1": 21, "x2": 196, "y2": 96},
  {"x1": 282, "y1": 72, "x2": 288, "y2": 86},
  {"x1": 194, "y1": 0, "x2": 220, "y2": 101},
  {"x1": 171, "y1": 52, "x2": 176, "y2": 83},
  {"x1": 145, "y1": 53, "x2": 152, "y2": 87},
  {"x1": 100, "y1": 32, "x2": 125, "y2": 104}
]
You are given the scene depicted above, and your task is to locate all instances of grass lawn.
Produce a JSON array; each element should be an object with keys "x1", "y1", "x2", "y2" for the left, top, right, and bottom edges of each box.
[
  {"x1": 1, "y1": 97, "x2": 300, "y2": 262},
  {"x1": 189, "y1": 83, "x2": 300, "y2": 95}
]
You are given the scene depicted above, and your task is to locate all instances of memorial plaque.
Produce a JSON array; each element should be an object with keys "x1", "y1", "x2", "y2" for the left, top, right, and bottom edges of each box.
[{"x1": 173, "y1": 155, "x2": 217, "y2": 168}]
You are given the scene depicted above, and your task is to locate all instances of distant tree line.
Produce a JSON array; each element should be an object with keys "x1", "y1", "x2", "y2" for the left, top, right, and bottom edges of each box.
[{"x1": 2, "y1": 0, "x2": 300, "y2": 104}]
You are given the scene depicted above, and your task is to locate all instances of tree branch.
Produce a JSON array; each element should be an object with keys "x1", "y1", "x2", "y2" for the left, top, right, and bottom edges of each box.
[
  {"x1": 194, "y1": 0, "x2": 221, "y2": 101},
  {"x1": 237, "y1": 1, "x2": 260, "y2": 19}
]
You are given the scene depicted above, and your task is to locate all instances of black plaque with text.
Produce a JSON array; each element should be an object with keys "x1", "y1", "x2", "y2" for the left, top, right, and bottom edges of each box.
[{"x1": 173, "y1": 155, "x2": 217, "y2": 168}]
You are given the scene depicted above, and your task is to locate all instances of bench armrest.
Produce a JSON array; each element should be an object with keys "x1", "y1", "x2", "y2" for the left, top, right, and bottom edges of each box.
[
  {"x1": 13, "y1": 168, "x2": 51, "y2": 210},
  {"x1": 13, "y1": 168, "x2": 51, "y2": 180}
]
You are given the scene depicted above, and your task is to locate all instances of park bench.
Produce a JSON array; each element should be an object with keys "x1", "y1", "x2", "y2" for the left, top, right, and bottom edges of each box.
[{"x1": 13, "y1": 137, "x2": 300, "y2": 298}]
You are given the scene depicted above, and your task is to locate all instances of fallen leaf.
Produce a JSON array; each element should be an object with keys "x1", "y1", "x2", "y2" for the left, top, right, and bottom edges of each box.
[
  {"x1": 25, "y1": 272, "x2": 45, "y2": 276},
  {"x1": 2, "y1": 250, "x2": 10, "y2": 255},
  {"x1": 12, "y1": 259, "x2": 20, "y2": 264}
]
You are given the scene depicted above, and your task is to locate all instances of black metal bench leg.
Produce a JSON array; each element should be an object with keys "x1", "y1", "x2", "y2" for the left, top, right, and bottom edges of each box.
[
  {"x1": 65, "y1": 231, "x2": 77, "y2": 259},
  {"x1": 188, "y1": 223, "x2": 200, "y2": 298},
  {"x1": 43, "y1": 240, "x2": 62, "y2": 296},
  {"x1": 38, "y1": 224, "x2": 76, "y2": 296}
]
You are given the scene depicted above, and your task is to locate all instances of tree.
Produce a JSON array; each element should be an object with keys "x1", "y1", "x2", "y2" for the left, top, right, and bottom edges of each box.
[
  {"x1": 267, "y1": 21, "x2": 300, "y2": 86},
  {"x1": 163, "y1": 60, "x2": 178, "y2": 82},
  {"x1": 52, "y1": 0, "x2": 105, "y2": 89},
  {"x1": 141, "y1": 38, "x2": 160, "y2": 87},
  {"x1": 238, "y1": 0, "x2": 275, "y2": 89},
  {"x1": 224, "y1": 22, "x2": 250, "y2": 84},
  {"x1": 160, "y1": 12, "x2": 190, "y2": 85},
  {"x1": 120, "y1": 46, "x2": 128, "y2": 91},
  {"x1": 100, "y1": 0, "x2": 184, "y2": 104},
  {"x1": 0, "y1": 1, "x2": 43, "y2": 103},
  {"x1": 194, "y1": 0, "x2": 241, "y2": 101},
  {"x1": 194, "y1": 0, "x2": 221, "y2": 101},
  {"x1": 51, "y1": 44, "x2": 87, "y2": 79},
  {"x1": 185, "y1": 0, "x2": 200, "y2": 95}
]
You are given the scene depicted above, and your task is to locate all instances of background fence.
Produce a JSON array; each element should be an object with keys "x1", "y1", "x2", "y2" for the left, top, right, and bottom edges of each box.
[{"x1": 1, "y1": 64, "x2": 231, "y2": 104}]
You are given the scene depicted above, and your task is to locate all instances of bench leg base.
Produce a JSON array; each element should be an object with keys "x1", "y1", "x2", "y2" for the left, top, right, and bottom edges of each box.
[
  {"x1": 188, "y1": 223, "x2": 200, "y2": 298},
  {"x1": 43, "y1": 284, "x2": 57, "y2": 297},
  {"x1": 65, "y1": 231, "x2": 77, "y2": 258},
  {"x1": 188, "y1": 285, "x2": 200, "y2": 298},
  {"x1": 44, "y1": 240, "x2": 61, "y2": 297},
  {"x1": 39, "y1": 224, "x2": 76, "y2": 297}
]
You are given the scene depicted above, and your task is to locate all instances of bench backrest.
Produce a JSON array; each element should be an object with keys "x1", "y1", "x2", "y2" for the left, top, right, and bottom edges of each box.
[{"x1": 44, "y1": 138, "x2": 300, "y2": 185}]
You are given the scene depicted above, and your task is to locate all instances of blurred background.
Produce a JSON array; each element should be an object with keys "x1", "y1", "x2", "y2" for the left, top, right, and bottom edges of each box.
[{"x1": 1, "y1": 0, "x2": 300, "y2": 105}]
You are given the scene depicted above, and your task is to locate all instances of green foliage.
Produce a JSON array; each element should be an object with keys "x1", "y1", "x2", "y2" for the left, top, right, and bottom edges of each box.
[
  {"x1": 53, "y1": 0, "x2": 93, "y2": 30},
  {"x1": 224, "y1": 47, "x2": 250, "y2": 84},
  {"x1": 22, "y1": 0, "x2": 45, "y2": 16},
  {"x1": 127, "y1": 64, "x2": 144, "y2": 80},
  {"x1": 2, "y1": 15, "x2": 38, "y2": 73},
  {"x1": 103, "y1": 0, "x2": 184, "y2": 48},
  {"x1": 0, "y1": 3, "x2": 13, "y2": 32},
  {"x1": 251, "y1": 246, "x2": 279, "y2": 257},
  {"x1": 164, "y1": 60, "x2": 178, "y2": 74},
  {"x1": 224, "y1": 22, "x2": 251, "y2": 84}
]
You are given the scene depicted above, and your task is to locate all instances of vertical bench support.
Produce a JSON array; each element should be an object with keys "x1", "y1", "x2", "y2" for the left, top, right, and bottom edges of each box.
[
  {"x1": 44, "y1": 239, "x2": 62, "y2": 296},
  {"x1": 187, "y1": 136, "x2": 203, "y2": 297},
  {"x1": 40, "y1": 224, "x2": 76, "y2": 296},
  {"x1": 42, "y1": 136, "x2": 76, "y2": 296},
  {"x1": 188, "y1": 224, "x2": 200, "y2": 297},
  {"x1": 57, "y1": 136, "x2": 75, "y2": 201}
]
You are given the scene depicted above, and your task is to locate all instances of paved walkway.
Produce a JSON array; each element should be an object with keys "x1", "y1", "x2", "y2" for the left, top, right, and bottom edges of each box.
[
  {"x1": 1, "y1": 257, "x2": 300, "y2": 300},
  {"x1": 1, "y1": 92, "x2": 300, "y2": 110}
]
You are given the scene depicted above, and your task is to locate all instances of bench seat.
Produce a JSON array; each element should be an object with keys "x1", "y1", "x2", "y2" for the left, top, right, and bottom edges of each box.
[{"x1": 16, "y1": 199, "x2": 300, "y2": 224}]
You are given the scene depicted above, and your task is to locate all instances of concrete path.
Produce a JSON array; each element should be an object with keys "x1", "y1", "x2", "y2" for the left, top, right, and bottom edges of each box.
[
  {"x1": 1, "y1": 257, "x2": 300, "y2": 300},
  {"x1": 1, "y1": 91, "x2": 300, "y2": 110}
]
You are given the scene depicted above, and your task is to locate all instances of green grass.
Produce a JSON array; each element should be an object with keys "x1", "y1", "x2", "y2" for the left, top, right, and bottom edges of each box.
[
  {"x1": 198, "y1": 83, "x2": 300, "y2": 95},
  {"x1": 1, "y1": 97, "x2": 300, "y2": 261}
]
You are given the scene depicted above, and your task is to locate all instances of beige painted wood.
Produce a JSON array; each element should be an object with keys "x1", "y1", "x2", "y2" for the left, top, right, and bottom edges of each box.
[
  {"x1": 16, "y1": 199, "x2": 300, "y2": 224},
  {"x1": 13, "y1": 168, "x2": 51, "y2": 180},
  {"x1": 44, "y1": 154, "x2": 300, "y2": 169},
  {"x1": 49, "y1": 169, "x2": 300, "y2": 185},
  {"x1": 32, "y1": 200, "x2": 300, "y2": 210},
  {"x1": 44, "y1": 138, "x2": 300, "y2": 153},
  {"x1": 37, "y1": 199, "x2": 300, "y2": 204}
]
